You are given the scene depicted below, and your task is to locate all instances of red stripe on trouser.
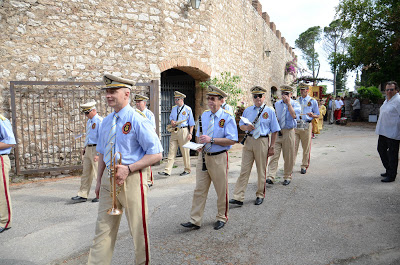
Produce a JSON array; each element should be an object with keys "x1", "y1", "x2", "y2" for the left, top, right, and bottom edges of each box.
[
  {"x1": 1, "y1": 156, "x2": 11, "y2": 228},
  {"x1": 150, "y1": 166, "x2": 153, "y2": 184},
  {"x1": 139, "y1": 170, "x2": 150, "y2": 264},
  {"x1": 263, "y1": 155, "x2": 269, "y2": 198},
  {"x1": 307, "y1": 129, "x2": 312, "y2": 169},
  {"x1": 224, "y1": 152, "x2": 229, "y2": 222}
]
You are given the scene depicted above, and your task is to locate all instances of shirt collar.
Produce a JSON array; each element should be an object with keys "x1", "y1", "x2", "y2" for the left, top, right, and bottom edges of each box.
[
  {"x1": 212, "y1": 107, "x2": 224, "y2": 118},
  {"x1": 115, "y1": 104, "x2": 132, "y2": 119}
]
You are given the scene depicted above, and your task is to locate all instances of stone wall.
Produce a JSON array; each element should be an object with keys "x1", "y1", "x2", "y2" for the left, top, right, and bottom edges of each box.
[{"x1": 1, "y1": 0, "x2": 295, "y2": 115}]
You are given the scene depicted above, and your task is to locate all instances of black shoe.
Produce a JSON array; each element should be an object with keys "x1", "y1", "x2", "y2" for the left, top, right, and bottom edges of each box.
[
  {"x1": 266, "y1": 179, "x2": 274, "y2": 185},
  {"x1": 179, "y1": 171, "x2": 190, "y2": 176},
  {"x1": 300, "y1": 168, "x2": 307, "y2": 174},
  {"x1": 381, "y1": 173, "x2": 388, "y2": 177},
  {"x1": 381, "y1": 177, "x2": 395, "y2": 183},
  {"x1": 282, "y1": 180, "x2": 291, "y2": 186},
  {"x1": 71, "y1": 196, "x2": 87, "y2": 202},
  {"x1": 180, "y1": 222, "x2": 200, "y2": 229},
  {"x1": 0, "y1": 227, "x2": 10, "y2": 233},
  {"x1": 148, "y1": 184, "x2": 153, "y2": 188},
  {"x1": 158, "y1": 172, "x2": 170, "y2": 176},
  {"x1": 254, "y1": 197, "x2": 263, "y2": 205},
  {"x1": 91, "y1": 198, "x2": 99, "y2": 203},
  {"x1": 229, "y1": 199, "x2": 243, "y2": 206},
  {"x1": 214, "y1": 221, "x2": 225, "y2": 230}
]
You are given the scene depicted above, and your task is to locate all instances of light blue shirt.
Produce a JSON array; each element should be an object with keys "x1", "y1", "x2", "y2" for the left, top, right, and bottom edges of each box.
[
  {"x1": 97, "y1": 105, "x2": 163, "y2": 166},
  {"x1": 0, "y1": 117, "x2": 16, "y2": 155},
  {"x1": 169, "y1": 104, "x2": 195, "y2": 127},
  {"x1": 142, "y1": 108, "x2": 156, "y2": 129},
  {"x1": 297, "y1": 95, "x2": 320, "y2": 122},
  {"x1": 222, "y1": 103, "x2": 234, "y2": 117},
  {"x1": 239, "y1": 104, "x2": 281, "y2": 135},
  {"x1": 274, "y1": 99, "x2": 301, "y2": 129},
  {"x1": 85, "y1": 113, "x2": 103, "y2": 145},
  {"x1": 196, "y1": 108, "x2": 238, "y2": 153}
]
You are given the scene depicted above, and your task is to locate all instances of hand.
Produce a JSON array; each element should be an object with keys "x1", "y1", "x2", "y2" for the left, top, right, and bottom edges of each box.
[
  {"x1": 267, "y1": 146, "x2": 275, "y2": 157},
  {"x1": 199, "y1": 135, "x2": 211, "y2": 144},
  {"x1": 247, "y1": 124, "x2": 255, "y2": 131},
  {"x1": 171, "y1": 120, "x2": 177, "y2": 127},
  {"x1": 187, "y1": 133, "x2": 193, "y2": 141},
  {"x1": 115, "y1": 165, "x2": 129, "y2": 186},
  {"x1": 93, "y1": 155, "x2": 99, "y2": 162},
  {"x1": 307, "y1": 112, "x2": 314, "y2": 118},
  {"x1": 282, "y1": 95, "x2": 290, "y2": 104}
]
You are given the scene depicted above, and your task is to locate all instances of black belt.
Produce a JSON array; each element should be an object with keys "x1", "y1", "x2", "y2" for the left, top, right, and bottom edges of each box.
[
  {"x1": 86, "y1": 144, "x2": 97, "y2": 147},
  {"x1": 205, "y1": 150, "x2": 227, "y2": 156},
  {"x1": 0, "y1": 154, "x2": 9, "y2": 156},
  {"x1": 248, "y1": 134, "x2": 269, "y2": 138}
]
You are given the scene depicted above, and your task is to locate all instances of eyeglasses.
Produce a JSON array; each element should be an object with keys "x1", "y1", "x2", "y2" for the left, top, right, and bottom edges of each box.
[
  {"x1": 386, "y1": 88, "x2": 395, "y2": 92},
  {"x1": 84, "y1": 111, "x2": 91, "y2": 115},
  {"x1": 206, "y1": 97, "x2": 217, "y2": 101},
  {"x1": 174, "y1": 98, "x2": 180, "y2": 101},
  {"x1": 282, "y1": 93, "x2": 289, "y2": 96},
  {"x1": 253, "y1": 94, "x2": 263, "y2": 99}
]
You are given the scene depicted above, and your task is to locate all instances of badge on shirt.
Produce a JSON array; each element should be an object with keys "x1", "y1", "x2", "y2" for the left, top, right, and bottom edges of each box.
[
  {"x1": 123, "y1": 122, "x2": 132, "y2": 134},
  {"x1": 92, "y1": 123, "x2": 96, "y2": 129},
  {"x1": 307, "y1": 101, "x2": 312, "y2": 107},
  {"x1": 262, "y1": 112, "x2": 269, "y2": 119},
  {"x1": 219, "y1": 119, "x2": 225, "y2": 128},
  {"x1": 182, "y1": 111, "x2": 186, "y2": 115}
]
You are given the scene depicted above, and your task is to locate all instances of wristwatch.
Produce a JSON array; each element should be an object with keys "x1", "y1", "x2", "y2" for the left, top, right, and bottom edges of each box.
[{"x1": 210, "y1": 137, "x2": 215, "y2": 144}]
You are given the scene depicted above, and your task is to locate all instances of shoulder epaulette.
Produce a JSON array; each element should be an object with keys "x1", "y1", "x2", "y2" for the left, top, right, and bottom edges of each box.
[
  {"x1": 223, "y1": 109, "x2": 231, "y2": 114},
  {"x1": 135, "y1": 109, "x2": 147, "y2": 118},
  {"x1": 204, "y1": 109, "x2": 211, "y2": 112},
  {"x1": 172, "y1": 105, "x2": 177, "y2": 108},
  {"x1": 0, "y1": 114, "x2": 5, "y2": 121}
]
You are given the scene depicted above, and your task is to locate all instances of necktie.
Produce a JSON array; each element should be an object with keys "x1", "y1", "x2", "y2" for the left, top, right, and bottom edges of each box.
[
  {"x1": 84, "y1": 121, "x2": 91, "y2": 146},
  {"x1": 204, "y1": 113, "x2": 215, "y2": 152},
  {"x1": 253, "y1": 113, "x2": 261, "y2": 139},
  {"x1": 280, "y1": 103, "x2": 287, "y2": 129},
  {"x1": 105, "y1": 113, "x2": 118, "y2": 169}
]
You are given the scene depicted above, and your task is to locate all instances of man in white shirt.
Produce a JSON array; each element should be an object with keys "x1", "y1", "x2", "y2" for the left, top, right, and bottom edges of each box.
[
  {"x1": 376, "y1": 81, "x2": 400, "y2": 183},
  {"x1": 334, "y1": 96, "x2": 344, "y2": 121}
]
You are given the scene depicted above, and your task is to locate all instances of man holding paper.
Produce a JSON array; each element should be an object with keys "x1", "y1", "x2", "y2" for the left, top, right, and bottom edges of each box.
[
  {"x1": 229, "y1": 86, "x2": 280, "y2": 206},
  {"x1": 181, "y1": 85, "x2": 238, "y2": 231}
]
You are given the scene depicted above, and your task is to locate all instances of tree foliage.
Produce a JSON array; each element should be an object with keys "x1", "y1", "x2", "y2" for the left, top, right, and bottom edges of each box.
[
  {"x1": 337, "y1": 0, "x2": 400, "y2": 85},
  {"x1": 295, "y1": 26, "x2": 322, "y2": 82},
  {"x1": 199, "y1": 72, "x2": 242, "y2": 109},
  {"x1": 357, "y1": 85, "x2": 384, "y2": 103}
]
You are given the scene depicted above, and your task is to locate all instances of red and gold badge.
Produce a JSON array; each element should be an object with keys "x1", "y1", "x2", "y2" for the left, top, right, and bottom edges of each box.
[
  {"x1": 92, "y1": 123, "x2": 96, "y2": 129},
  {"x1": 262, "y1": 112, "x2": 269, "y2": 119},
  {"x1": 219, "y1": 119, "x2": 225, "y2": 128},
  {"x1": 307, "y1": 101, "x2": 312, "y2": 107},
  {"x1": 182, "y1": 111, "x2": 186, "y2": 115},
  {"x1": 122, "y1": 122, "x2": 132, "y2": 134}
]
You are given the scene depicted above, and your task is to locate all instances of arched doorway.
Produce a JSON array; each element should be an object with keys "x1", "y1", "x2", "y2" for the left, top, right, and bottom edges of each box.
[{"x1": 161, "y1": 69, "x2": 196, "y2": 157}]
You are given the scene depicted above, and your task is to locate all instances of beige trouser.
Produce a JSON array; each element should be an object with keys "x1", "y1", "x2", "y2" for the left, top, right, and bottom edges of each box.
[
  {"x1": 88, "y1": 168, "x2": 150, "y2": 265},
  {"x1": 233, "y1": 136, "x2": 269, "y2": 201},
  {"x1": 267, "y1": 129, "x2": 295, "y2": 180},
  {"x1": 78, "y1": 146, "x2": 98, "y2": 198},
  {"x1": 294, "y1": 125, "x2": 312, "y2": 169},
  {"x1": 164, "y1": 128, "x2": 191, "y2": 174},
  {"x1": 0, "y1": 155, "x2": 12, "y2": 229},
  {"x1": 190, "y1": 152, "x2": 229, "y2": 226}
]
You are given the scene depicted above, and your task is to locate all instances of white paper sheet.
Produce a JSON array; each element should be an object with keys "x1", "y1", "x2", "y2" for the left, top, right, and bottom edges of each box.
[{"x1": 183, "y1": 142, "x2": 205, "y2": 150}]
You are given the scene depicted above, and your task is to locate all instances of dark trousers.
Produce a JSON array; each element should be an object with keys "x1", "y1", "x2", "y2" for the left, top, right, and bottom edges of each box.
[
  {"x1": 353, "y1": 109, "x2": 361, "y2": 121},
  {"x1": 377, "y1": 135, "x2": 400, "y2": 179}
]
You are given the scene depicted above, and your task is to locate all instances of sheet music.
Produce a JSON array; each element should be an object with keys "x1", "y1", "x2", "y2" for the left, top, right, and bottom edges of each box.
[
  {"x1": 183, "y1": 142, "x2": 205, "y2": 150},
  {"x1": 240, "y1": 116, "x2": 252, "y2": 125}
]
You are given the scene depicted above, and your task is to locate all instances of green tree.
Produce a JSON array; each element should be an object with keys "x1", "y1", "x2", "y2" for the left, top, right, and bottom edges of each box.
[
  {"x1": 199, "y1": 72, "x2": 242, "y2": 109},
  {"x1": 323, "y1": 19, "x2": 350, "y2": 96},
  {"x1": 295, "y1": 26, "x2": 322, "y2": 84},
  {"x1": 337, "y1": 0, "x2": 400, "y2": 86}
]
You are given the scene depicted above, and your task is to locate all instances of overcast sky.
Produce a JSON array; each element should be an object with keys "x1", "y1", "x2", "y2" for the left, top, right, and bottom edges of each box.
[{"x1": 258, "y1": 0, "x2": 356, "y2": 92}]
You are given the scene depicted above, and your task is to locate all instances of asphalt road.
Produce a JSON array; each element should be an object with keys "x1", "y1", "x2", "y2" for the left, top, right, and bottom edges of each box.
[{"x1": 1, "y1": 122, "x2": 399, "y2": 265}]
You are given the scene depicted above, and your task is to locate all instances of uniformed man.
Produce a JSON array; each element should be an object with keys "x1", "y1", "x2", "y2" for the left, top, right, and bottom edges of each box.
[
  {"x1": 181, "y1": 85, "x2": 238, "y2": 230},
  {"x1": 294, "y1": 83, "x2": 320, "y2": 174},
  {"x1": 158, "y1": 91, "x2": 195, "y2": 177},
  {"x1": 134, "y1": 94, "x2": 156, "y2": 187},
  {"x1": 0, "y1": 114, "x2": 16, "y2": 233},
  {"x1": 229, "y1": 86, "x2": 280, "y2": 206},
  {"x1": 71, "y1": 101, "x2": 103, "y2": 203},
  {"x1": 267, "y1": 85, "x2": 301, "y2": 186},
  {"x1": 221, "y1": 96, "x2": 234, "y2": 117},
  {"x1": 87, "y1": 74, "x2": 163, "y2": 265}
]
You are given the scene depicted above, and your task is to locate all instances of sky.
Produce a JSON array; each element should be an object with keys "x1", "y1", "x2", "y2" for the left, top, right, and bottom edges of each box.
[{"x1": 258, "y1": 0, "x2": 356, "y2": 93}]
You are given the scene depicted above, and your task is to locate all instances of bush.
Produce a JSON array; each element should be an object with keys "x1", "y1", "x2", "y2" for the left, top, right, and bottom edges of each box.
[{"x1": 356, "y1": 86, "x2": 383, "y2": 103}]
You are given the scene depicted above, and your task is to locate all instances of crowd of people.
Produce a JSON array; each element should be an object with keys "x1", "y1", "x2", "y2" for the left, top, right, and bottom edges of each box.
[{"x1": 0, "y1": 76, "x2": 398, "y2": 265}]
